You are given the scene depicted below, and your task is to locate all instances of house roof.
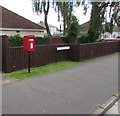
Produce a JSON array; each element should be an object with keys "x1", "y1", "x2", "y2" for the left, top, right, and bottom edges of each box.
[
  {"x1": 80, "y1": 21, "x2": 90, "y2": 33},
  {"x1": 0, "y1": 5, "x2": 45, "y2": 30},
  {"x1": 80, "y1": 21, "x2": 120, "y2": 33},
  {"x1": 38, "y1": 21, "x2": 45, "y2": 28},
  {"x1": 113, "y1": 26, "x2": 120, "y2": 32},
  {"x1": 38, "y1": 21, "x2": 59, "y2": 29}
]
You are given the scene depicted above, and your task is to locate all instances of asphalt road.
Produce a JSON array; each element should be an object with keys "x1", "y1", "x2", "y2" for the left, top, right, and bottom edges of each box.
[{"x1": 2, "y1": 54, "x2": 118, "y2": 114}]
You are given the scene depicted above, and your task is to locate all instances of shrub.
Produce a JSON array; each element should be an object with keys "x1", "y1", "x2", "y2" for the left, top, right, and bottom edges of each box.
[
  {"x1": 35, "y1": 36, "x2": 44, "y2": 45},
  {"x1": 79, "y1": 35, "x2": 90, "y2": 44},
  {"x1": 35, "y1": 36, "x2": 50, "y2": 45},
  {"x1": 88, "y1": 29, "x2": 99, "y2": 43},
  {"x1": 67, "y1": 16, "x2": 80, "y2": 43},
  {"x1": 9, "y1": 35, "x2": 23, "y2": 47},
  {"x1": 60, "y1": 36, "x2": 68, "y2": 43}
]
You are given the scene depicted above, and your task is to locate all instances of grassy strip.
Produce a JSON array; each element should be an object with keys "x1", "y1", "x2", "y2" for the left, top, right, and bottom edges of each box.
[
  {"x1": 6, "y1": 52, "x2": 118, "y2": 80},
  {"x1": 6, "y1": 61, "x2": 79, "y2": 80}
]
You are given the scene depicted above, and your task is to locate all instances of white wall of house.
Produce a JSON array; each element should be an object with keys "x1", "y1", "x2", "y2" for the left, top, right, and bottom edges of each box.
[
  {"x1": 50, "y1": 27, "x2": 57, "y2": 35},
  {"x1": 0, "y1": 30, "x2": 44, "y2": 37},
  {"x1": 100, "y1": 32, "x2": 120, "y2": 39},
  {"x1": 44, "y1": 27, "x2": 57, "y2": 35}
]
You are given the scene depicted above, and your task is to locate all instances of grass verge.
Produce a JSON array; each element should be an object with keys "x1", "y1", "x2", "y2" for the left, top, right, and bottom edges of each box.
[{"x1": 6, "y1": 61, "x2": 79, "y2": 80}]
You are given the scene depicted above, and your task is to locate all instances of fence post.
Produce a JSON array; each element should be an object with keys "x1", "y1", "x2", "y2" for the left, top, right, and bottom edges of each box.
[{"x1": 2, "y1": 35, "x2": 9, "y2": 73}]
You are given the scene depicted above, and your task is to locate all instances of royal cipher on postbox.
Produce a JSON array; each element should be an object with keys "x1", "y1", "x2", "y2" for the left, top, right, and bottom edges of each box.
[{"x1": 23, "y1": 35, "x2": 35, "y2": 51}]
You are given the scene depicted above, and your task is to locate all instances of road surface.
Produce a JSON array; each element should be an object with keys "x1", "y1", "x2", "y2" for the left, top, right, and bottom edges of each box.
[{"x1": 2, "y1": 54, "x2": 118, "y2": 114}]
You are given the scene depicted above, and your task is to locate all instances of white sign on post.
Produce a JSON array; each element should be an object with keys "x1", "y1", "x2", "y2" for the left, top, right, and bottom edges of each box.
[{"x1": 57, "y1": 46, "x2": 70, "y2": 51}]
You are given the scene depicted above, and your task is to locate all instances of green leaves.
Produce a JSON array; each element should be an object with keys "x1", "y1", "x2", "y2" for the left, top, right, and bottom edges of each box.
[
  {"x1": 67, "y1": 15, "x2": 80, "y2": 43},
  {"x1": 9, "y1": 35, "x2": 23, "y2": 47},
  {"x1": 53, "y1": 2, "x2": 80, "y2": 36},
  {"x1": 35, "y1": 36, "x2": 50, "y2": 45},
  {"x1": 87, "y1": 2, "x2": 108, "y2": 42}
]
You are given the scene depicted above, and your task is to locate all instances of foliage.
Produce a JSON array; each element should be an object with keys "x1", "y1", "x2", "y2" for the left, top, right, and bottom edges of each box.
[
  {"x1": 83, "y1": 1, "x2": 120, "y2": 42},
  {"x1": 32, "y1": 1, "x2": 80, "y2": 43},
  {"x1": 67, "y1": 15, "x2": 80, "y2": 43},
  {"x1": 87, "y1": 2, "x2": 108, "y2": 42},
  {"x1": 79, "y1": 33, "x2": 88, "y2": 37},
  {"x1": 109, "y1": 2, "x2": 120, "y2": 27},
  {"x1": 35, "y1": 36, "x2": 50, "y2": 45},
  {"x1": 79, "y1": 35, "x2": 90, "y2": 43},
  {"x1": 53, "y1": 2, "x2": 80, "y2": 36},
  {"x1": 60, "y1": 36, "x2": 68, "y2": 43},
  {"x1": 32, "y1": 0, "x2": 52, "y2": 43},
  {"x1": 104, "y1": 22, "x2": 114, "y2": 34},
  {"x1": 9, "y1": 35, "x2": 23, "y2": 47}
]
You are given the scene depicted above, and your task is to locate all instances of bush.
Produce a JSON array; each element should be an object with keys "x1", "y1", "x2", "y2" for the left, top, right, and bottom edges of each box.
[
  {"x1": 79, "y1": 35, "x2": 90, "y2": 44},
  {"x1": 9, "y1": 35, "x2": 23, "y2": 47},
  {"x1": 60, "y1": 36, "x2": 68, "y2": 43},
  {"x1": 67, "y1": 15, "x2": 80, "y2": 43},
  {"x1": 35, "y1": 36, "x2": 50, "y2": 45},
  {"x1": 88, "y1": 29, "x2": 99, "y2": 43}
]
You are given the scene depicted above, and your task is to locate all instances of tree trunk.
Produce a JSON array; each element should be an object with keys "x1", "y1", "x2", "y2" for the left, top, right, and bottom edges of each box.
[
  {"x1": 44, "y1": 13, "x2": 52, "y2": 44},
  {"x1": 63, "y1": 17, "x2": 66, "y2": 36},
  {"x1": 43, "y1": 1, "x2": 52, "y2": 44}
]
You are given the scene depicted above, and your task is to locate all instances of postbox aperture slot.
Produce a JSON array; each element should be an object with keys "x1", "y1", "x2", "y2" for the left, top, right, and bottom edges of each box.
[{"x1": 29, "y1": 39, "x2": 34, "y2": 41}]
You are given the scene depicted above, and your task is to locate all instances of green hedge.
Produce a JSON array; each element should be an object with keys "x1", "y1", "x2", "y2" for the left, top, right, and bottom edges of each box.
[
  {"x1": 9, "y1": 35, "x2": 23, "y2": 47},
  {"x1": 60, "y1": 36, "x2": 68, "y2": 43},
  {"x1": 9, "y1": 35, "x2": 50, "y2": 47},
  {"x1": 79, "y1": 35, "x2": 90, "y2": 44},
  {"x1": 35, "y1": 36, "x2": 50, "y2": 45}
]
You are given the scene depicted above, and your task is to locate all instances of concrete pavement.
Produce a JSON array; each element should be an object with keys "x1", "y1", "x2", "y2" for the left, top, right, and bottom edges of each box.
[
  {"x1": 93, "y1": 94, "x2": 119, "y2": 115},
  {"x1": 0, "y1": 74, "x2": 18, "y2": 85},
  {"x1": 105, "y1": 99, "x2": 119, "y2": 114},
  {"x1": 2, "y1": 54, "x2": 118, "y2": 114}
]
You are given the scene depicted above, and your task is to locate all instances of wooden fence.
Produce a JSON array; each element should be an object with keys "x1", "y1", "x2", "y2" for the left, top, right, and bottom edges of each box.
[
  {"x1": 69, "y1": 42, "x2": 119, "y2": 62},
  {"x1": 1, "y1": 35, "x2": 119, "y2": 73}
]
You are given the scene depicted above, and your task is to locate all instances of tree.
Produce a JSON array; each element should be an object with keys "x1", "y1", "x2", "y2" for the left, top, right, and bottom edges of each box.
[
  {"x1": 67, "y1": 15, "x2": 80, "y2": 43},
  {"x1": 88, "y1": 2, "x2": 109, "y2": 42},
  {"x1": 109, "y1": 2, "x2": 120, "y2": 27},
  {"x1": 32, "y1": 0, "x2": 52, "y2": 44},
  {"x1": 83, "y1": 1, "x2": 120, "y2": 42},
  {"x1": 103, "y1": 22, "x2": 114, "y2": 34},
  {"x1": 103, "y1": 2, "x2": 120, "y2": 34},
  {"x1": 53, "y1": 2, "x2": 80, "y2": 36}
]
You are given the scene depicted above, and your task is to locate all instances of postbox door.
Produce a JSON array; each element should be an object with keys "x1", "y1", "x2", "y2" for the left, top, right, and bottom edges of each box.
[{"x1": 28, "y1": 39, "x2": 35, "y2": 51}]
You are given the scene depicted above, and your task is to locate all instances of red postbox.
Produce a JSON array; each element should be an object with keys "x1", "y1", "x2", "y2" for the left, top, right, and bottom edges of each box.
[{"x1": 23, "y1": 35, "x2": 35, "y2": 51}]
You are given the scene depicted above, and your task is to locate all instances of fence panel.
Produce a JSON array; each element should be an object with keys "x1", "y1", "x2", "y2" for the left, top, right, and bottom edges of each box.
[
  {"x1": 75, "y1": 42, "x2": 118, "y2": 62},
  {"x1": 6, "y1": 45, "x2": 56, "y2": 72},
  {"x1": 68, "y1": 44, "x2": 80, "y2": 62}
]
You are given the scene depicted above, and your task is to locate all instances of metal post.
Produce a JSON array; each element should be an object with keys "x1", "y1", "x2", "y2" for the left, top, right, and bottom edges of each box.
[
  {"x1": 28, "y1": 51, "x2": 30, "y2": 73},
  {"x1": 56, "y1": 48, "x2": 58, "y2": 63}
]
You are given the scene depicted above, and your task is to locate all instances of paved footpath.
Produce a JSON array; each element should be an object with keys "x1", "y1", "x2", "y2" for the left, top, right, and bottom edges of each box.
[
  {"x1": 105, "y1": 99, "x2": 119, "y2": 114},
  {"x1": 2, "y1": 54, "x2": 118, "y2": 114}
]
